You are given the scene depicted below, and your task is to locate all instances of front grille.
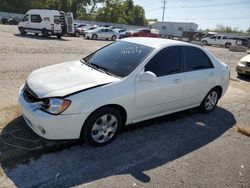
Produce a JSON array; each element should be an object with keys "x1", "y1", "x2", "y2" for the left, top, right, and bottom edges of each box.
[
  {"x1": 23, "y1": 84, "x2": 40, "y2": 103},
  {"x1": 246, "y1": 62, "x2": 250, "y2": 67}
]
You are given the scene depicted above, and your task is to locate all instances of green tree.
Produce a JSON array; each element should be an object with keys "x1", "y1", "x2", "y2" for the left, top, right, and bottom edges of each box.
[{"x1": 246, "y1": 27, "x2": 250, "y2": 34}]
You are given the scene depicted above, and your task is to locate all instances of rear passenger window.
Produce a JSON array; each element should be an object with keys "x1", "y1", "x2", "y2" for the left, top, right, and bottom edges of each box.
[
  {"x1": 183, "y1": 46, "x2": 214, "y2": 71},
  {"x1": 145, "y1": 47, "x2": 182, "y2": 77},
  {"x1": 31, "y1": 14, "x2": 42, "y2": 23}
]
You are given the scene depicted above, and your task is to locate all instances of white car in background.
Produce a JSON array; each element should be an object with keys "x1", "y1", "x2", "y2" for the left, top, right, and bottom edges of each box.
[
  {"x1": 201, "y1": 35, "x2": 238, "y2": 48},
  {"x1": 19, "y1": 38, "x2": 230, "y2": 146},
  {"x1": 85, "y1": 27, "x2": 119, "y2": 40}
]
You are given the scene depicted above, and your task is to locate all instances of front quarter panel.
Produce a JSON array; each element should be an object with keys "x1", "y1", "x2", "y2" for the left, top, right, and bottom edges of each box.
[{"x1": 63, "y1": 79, "x2": 135, "y2": 125}]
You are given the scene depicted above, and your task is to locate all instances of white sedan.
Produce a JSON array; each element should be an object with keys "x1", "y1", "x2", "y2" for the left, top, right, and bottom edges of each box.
[
  {"x1": 85, "y1": 27, "x2": 119, "y2": 41},
  {"x1": 19, "y1": 38, "x2": 230, "y2": 146}
]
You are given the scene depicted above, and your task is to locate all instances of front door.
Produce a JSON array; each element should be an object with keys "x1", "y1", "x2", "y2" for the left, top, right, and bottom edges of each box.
[{"x1": 134, "y1": 46, "x2": 184, "y2": 122}]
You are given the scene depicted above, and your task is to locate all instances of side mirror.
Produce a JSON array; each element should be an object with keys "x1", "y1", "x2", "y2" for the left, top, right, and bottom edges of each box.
[{"x1": 139, "y1": 71, "x2": 157, "y2": 82}]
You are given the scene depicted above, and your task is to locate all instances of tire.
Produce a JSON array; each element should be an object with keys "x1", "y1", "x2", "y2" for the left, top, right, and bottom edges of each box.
[
  {"x1": 75, "y1": 31, "x2": 80, "y2": 37},
  {"x1": 111, "y1": 35, "x2": 117, "y2": 41},
  {"x1": 92, "y1": 34, "x2": 98, "y2": 40},
  {"x1": 200, "y1": 88, "x2": 220, "y2": 113},
  {"x1": 34, "y1": 33, "x2": 38, "y2": 36},
  {"x1": 56, "y1": 35, "x2": 62, "y2": 39},
  {"x1": 82, "y1": 107, "x2": 122, "y2": 146},
  {"x1": 42, "y1": 29, "x2": 49, "y2": 38},
  {"x1": 202, "y1": 40, "x2": 207, "y2": 45},
  {"x1": 225, "y1": 43, "x2": 231, "y2": 48},
  {"x1": 19, "y1": 27, "x2": 26, "y2": 35}
]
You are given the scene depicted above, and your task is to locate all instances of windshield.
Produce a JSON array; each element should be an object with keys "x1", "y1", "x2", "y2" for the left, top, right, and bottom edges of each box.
[{"x1": 84, "y1": 41, "x2": 153, "y2": 77}]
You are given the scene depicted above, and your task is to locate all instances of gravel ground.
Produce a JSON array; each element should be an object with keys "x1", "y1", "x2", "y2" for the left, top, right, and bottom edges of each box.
[{"x1": 0, "y1": 25, "x2": 249, "y2": 188}]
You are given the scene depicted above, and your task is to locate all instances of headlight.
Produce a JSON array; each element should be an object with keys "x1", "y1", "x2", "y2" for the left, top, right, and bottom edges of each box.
[
  {"x1": 239, "y1": 61, "x2": 246, "y2": 66},
  {"x1": 42, "y1": 98, "x2": 71, "y2": 115}
]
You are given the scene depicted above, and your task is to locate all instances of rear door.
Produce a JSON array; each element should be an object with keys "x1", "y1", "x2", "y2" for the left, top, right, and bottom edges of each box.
[
  {"x1": 53, "y1": 15, "x2": 62, "y2": 32},
  {"x1": 65, "y1": 12, "x2": 74, "y2": 34},
  {"x1": 98, "y1": 29, "x2": 106, "y2": 38},
  {"x1": 182, "y1": 46, "x2": 216, "y2": 107}
]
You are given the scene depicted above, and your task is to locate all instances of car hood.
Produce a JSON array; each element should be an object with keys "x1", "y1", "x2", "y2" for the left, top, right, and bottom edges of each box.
[
  {"x1": 240, "y1": 54, "x2": 250, "y2": 62},
  {"x1": 26, "y1": 60, "x2": 120, "y2": 98}
]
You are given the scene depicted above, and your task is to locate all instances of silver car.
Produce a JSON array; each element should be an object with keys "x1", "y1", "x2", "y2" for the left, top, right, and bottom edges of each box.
[{"x1": 85, "y1": 28, "x2": 119, "y2": 41}]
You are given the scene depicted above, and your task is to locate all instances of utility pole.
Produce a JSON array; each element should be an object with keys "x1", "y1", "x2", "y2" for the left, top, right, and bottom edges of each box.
[{"x1": 161, "y1": 0, "x2": 167, "y2": 22}]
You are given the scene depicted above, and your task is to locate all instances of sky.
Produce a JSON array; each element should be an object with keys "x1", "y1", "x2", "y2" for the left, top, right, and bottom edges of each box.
[{"x1": 133, "y1": 0, "x2": 250, "y2": 31}]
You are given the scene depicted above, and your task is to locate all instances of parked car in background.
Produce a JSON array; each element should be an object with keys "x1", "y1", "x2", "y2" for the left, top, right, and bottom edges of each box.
[
  {"x1": 236, "y1": 54, "x2": 250, "y2": 76},
  {"x1": 80, "y1": 25, "x2": 98, "y2": 37},
  {"x1": 201, "y1": 35, "x2": 238, "y2": 48},
  {"x1": 113, "y1": 28, "x2": 126, "y2": 38},
  {"x1": 19, "y1": 38, "x2": 230, "y2": 146},
  {"x1": 8, "y1": 17, "x2": 20, "y2": 25},
  {"x1": 229, "y1": 37, "x2": 250, "y2": 48},
  {"x1": 85, "y1": 27, "x2": 119, "y2": 40},
  {"x1": 74, "y1": 24, "x2": 90, "y2": 37},
  {"x1": 18, "y1": 9, "x2": 75, "y2": 38},
  {"x1": 109, "y1": 26, "x2": 123, "y2": 30},
  {"x1": 133, "y1": 28, "x2": 160, "y2": 38},
  {"x1": 1, "y1": 17, "x2": 8, "y2": 24}
]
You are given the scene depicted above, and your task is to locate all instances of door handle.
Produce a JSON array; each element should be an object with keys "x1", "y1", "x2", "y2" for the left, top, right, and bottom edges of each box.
[
  {"x1": 208, "y1": 72, "x2": 215, "y2": 77},
  {"x1": 172, "y1": 79, "x2": 182, "y2": 84}
]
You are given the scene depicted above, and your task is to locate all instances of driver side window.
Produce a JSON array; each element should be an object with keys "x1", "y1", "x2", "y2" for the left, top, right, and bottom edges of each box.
[
  {"x1": 22, "y1": 14, "x2": 29, "y2": 22},
  {"x1": 145, "y1": 46, "x2": 182, "y2": 77}
]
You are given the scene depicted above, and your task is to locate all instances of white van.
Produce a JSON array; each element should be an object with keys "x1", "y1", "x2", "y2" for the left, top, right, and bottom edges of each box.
[{"x1": 18, "y1": 9, "x2": 74, "y2": 38}]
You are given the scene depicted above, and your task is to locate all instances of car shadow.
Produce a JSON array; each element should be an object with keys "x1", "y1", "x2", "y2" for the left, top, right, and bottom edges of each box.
[
  {"x1": 237, "y1": 74, "x2": 250, "y2": 82},
  {"x1": 14, "y1": 33, "x2": 69, "y2": 41},
  {"x1": 1, "y1": 107, "x2": 236, "y2": 187}
]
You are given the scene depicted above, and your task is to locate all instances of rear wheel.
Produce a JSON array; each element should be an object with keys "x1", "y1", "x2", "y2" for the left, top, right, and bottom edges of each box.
[
  {"x1": 82, "y1": 107, "x2": 122, "y2": 146},
  {"x1": 75, "y1": 31, "x2": 80, "y2": 37},
  {"x1": 92, "y1": 34, "x2": 98, "y2": 40},
  {"x1": 42, "y1": 29, "x2": 49, "y2": 38},
  {"x1": 111, "y1": 35, "x2": 117, "y2": 41},
  {"x1": 225, "y1": 43, "x2": 231, "y2": 48},
  {"x1": 200, "y1": 88, "x2": 219, "y2": 113},
  {"x1": 56, "y1": 34, "x2": 62, "y2": 39}
]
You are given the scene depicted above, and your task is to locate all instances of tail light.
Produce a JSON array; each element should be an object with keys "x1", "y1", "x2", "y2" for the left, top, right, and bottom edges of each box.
[{"x1": 51, "y1": 24, "x2": 54, "y2": 31}]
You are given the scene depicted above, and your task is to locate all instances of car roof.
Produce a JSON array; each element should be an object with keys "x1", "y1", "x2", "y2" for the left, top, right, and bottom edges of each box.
[{"x1": 120, "y1": 37, "x2": 194, "y2": 49}]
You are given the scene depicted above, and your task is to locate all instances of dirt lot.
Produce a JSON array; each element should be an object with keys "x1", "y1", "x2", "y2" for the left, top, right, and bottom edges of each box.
[{"x1": 0, "y1": 25, "x2": 249, "y2": 187}]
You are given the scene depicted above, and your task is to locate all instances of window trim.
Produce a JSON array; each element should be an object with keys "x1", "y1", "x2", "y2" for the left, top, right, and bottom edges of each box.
[
  {"x1": 22, "y1": 14, "x2": 29, "y2": 22},
  {"x1": 181, "y1": 46, "x2": 214, "y2": 72},
  {"x1": 30, "y1": 14, "x2": 42, "y2": 23},
  {"x1": 145, "y1": 46, "x2": 184, "y2": 77}
]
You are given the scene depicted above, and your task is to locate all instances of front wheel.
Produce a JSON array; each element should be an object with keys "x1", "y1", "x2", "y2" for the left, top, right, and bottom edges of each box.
[
  {"x1": 202, "y1": 40, "x2": 207, "y2": 45},
  {"x1": 200, "y1": 88, "x2": 219, "y2": 113},
  {"x1": 82, "y1": 107, "x2": 122, "y2": 146},
  {"x1": 19, "y1": 27, "x2": 26, "y2": 35},
  {"x1": 92, "y1": 34, "x2": 98, "y2": 40}
]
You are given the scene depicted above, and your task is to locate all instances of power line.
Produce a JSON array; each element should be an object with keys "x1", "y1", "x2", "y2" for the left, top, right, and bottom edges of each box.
[{"x1": 164, "y1": 1, "x2": 250, "y2": 9}]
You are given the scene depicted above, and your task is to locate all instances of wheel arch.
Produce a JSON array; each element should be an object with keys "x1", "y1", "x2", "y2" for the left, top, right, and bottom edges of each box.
[
  {"x1": 80, "y1": 104, "x2": 127, "y2": 138},
  {"x1": 211, "y1": 85, "x2": 223, "y2": 99}
]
